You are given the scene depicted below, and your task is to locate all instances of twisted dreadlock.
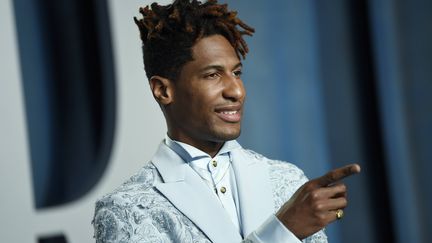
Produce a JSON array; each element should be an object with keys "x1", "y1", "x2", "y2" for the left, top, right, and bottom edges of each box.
[{"x1": 134, "y1": 0, "x2": 255, "y2": 80}]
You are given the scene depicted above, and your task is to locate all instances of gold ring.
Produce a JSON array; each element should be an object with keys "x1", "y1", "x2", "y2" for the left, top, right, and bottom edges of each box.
[{"x1": 336, "y1": 209, "x2": 344, "y2": 220}]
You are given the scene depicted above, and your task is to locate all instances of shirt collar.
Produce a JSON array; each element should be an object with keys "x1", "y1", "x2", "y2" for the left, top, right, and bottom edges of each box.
[{"x1": 164, "y1": 134, "x2": 241, "y2": 163}]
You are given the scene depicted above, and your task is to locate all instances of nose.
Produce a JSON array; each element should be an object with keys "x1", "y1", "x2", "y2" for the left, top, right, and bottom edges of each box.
[{"x1": 222, "y1": 75, "x2": 245, "y2": 102}]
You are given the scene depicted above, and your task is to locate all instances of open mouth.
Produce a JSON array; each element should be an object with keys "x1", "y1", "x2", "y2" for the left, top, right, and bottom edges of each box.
[{"x1": 215, "y1": 107, "x2": 242, "y2": 123}]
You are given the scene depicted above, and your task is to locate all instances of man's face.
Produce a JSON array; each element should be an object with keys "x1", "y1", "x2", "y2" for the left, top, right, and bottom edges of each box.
[{"x1": 167, "y1": 34, "x2": 245, "y2": 151}]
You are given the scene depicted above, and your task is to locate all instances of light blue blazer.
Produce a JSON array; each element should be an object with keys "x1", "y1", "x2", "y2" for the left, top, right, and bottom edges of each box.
[{"x1": 93, "y1": 142, "x2": 327, "y2": 243}]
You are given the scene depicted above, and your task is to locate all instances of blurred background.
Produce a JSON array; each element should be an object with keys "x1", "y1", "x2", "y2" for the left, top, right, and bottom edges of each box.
[{"x1": 1, "y1": 0, "x2": 431, "y2": 242}]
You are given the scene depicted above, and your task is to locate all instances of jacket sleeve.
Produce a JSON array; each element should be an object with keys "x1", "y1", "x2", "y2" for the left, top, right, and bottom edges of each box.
[
  {"x1": 92, "y1": 197, "x2": 171, "y2": 243},
  {"x1": 93, "y1": 202, "x2": 131, "y2": 243},
  {"x1": 242, "y1": 214, "x2": 327, "y2": 243},
  {"x1": 243, "y1": 214, "x2": 302, "y2": 243},
  {"x1": 241, "y1": 152, "x2": 328, "y2": 243}
]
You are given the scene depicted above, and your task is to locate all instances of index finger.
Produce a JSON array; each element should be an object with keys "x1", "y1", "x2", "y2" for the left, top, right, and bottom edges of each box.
[{"x1": 313, "y1": 163, "x2": 361, "y2": 187}]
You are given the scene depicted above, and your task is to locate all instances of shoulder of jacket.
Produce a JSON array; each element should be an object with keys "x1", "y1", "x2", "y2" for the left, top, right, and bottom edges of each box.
[
  {"x1": 95, "y1": 162, "x2": 161, "y2": 209},
  {"x1": 239, "y1": 148, "x2": 303, "y2": 171}
]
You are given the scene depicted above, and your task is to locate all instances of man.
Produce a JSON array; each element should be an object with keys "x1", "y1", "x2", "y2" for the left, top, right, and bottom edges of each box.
[{"x1": 93, "y1": 0, "x2": 361, "y2": 242}]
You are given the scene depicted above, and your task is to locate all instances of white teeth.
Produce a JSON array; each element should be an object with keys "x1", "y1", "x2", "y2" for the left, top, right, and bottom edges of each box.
[{"x1": 221, "y1": 111, "x2": 237, "y2": 115}]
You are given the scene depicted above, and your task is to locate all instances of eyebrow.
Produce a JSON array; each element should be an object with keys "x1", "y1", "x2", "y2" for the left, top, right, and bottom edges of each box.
[{"x1": 199, "y1": 62, "x2": 243, "y2": 73}]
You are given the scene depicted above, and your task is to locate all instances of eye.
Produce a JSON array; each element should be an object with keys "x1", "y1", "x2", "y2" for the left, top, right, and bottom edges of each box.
[
  {"x1": 233, "y1": 69, "x2": 243, "y2": 78},
  {"x1": 205, "y1": 72, "x2": 220, "y2": 79}
]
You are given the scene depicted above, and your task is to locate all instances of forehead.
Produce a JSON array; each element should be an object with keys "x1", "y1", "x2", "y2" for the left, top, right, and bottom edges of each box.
[{"x1": 190, "y1": 35, "x2": 240, "y2": 68}]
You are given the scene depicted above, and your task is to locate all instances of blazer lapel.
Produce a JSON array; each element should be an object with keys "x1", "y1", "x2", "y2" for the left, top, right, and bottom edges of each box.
[
  {"x1": 231, "y1": 149, "x2": 274, "y2": 236},
  {"x1": 152, "y1": 142, "x2": 242, "y2": 243}
]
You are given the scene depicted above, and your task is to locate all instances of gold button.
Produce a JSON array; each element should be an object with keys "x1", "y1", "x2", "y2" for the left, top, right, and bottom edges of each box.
[
  {"x1": 212, "y1": 160, "x2": 217, "y2": 167},
  {"x1": 220, "y1": 186, "x2": 226, "y2": 194}
]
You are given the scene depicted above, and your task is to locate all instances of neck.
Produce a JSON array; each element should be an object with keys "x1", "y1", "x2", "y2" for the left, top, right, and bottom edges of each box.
[{"x1": 167, "y1": 132, "x2": 224, "y2": 158}]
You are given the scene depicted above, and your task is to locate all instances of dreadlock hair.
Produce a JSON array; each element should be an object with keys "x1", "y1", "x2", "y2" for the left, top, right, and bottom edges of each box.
[{"x1": 134, "y1": 0, "x2": 255, "y2": 81}]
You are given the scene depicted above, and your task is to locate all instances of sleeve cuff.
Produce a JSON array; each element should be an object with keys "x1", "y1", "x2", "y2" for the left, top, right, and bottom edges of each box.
[{"x1": 253, "y1": 214, "x2": 302, "y2": 243}]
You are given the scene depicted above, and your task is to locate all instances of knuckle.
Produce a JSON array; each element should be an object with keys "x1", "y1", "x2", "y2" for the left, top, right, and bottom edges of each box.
[
  {"x1": 341, "y1": 198, "x2": 348, "y2": 206},
  {"x1": 312, "y1": 202, "x2": 324, "y2": 211},
  {"x1": 310, "y1": 191, "x2": 320, "y2": 200}
]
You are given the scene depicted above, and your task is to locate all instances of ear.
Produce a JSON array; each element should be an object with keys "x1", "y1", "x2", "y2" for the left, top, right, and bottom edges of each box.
[{"x1": 149, "y1": 75, "x2": 174, "y2": 105}]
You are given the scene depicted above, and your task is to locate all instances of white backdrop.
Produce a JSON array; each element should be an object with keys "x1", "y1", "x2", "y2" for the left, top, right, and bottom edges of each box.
[{"x1": 0, "y1": 0, "x2": 168, "y2": 242}]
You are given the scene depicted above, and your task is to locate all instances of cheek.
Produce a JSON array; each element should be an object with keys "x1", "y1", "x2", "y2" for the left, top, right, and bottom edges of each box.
[
  {"x1": 176, "y1": 93, "x2": 208, "y2": 119},
  {"x1": 175, "y1": 84, "x2": 222, "y2": 120},
  {"x1": 190, "y1": 87, "x2": 219, "y2": 108}
]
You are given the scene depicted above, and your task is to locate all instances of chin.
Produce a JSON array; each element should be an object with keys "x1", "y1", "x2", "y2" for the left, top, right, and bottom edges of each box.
[{"x1": 214, "y1": 127, "x2": 241, "y2": 141}]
